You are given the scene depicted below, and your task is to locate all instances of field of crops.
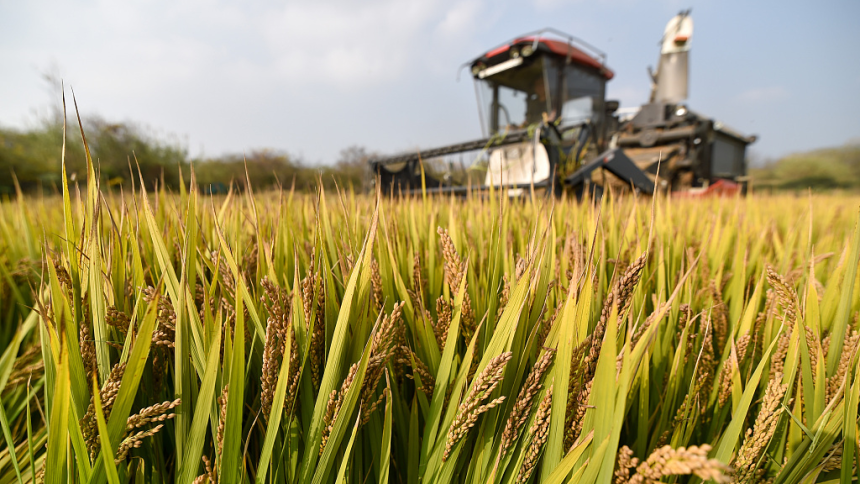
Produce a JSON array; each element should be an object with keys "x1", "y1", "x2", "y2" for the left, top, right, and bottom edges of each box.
[{"x1": 0, "y1": 158, "x2": 859, "y2": 483}]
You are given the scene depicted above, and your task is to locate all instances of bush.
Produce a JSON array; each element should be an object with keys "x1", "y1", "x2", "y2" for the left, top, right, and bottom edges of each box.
[
  {"x1": 0, "y1": 115, "x2": 374, "y2": 195},
  {"x1": 751, "y1": 143, "x2": 860, "y2": 191}
]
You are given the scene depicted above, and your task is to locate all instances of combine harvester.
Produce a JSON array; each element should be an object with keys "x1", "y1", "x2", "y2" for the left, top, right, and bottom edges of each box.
[{"x1": 369, "y1": 11, "x2": 756, "y2": 197}]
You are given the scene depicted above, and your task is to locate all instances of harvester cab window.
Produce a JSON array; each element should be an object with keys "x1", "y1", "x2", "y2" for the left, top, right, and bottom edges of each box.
[
  {"x1": 561, "y1": 64, "x2": 605, "y2": 129},
  {"x1": 476, "y1": 58, "x2": 554, "y2": 135},
  {"x1": 560, "y1": 96, "x2": 593, "y2": 126}
]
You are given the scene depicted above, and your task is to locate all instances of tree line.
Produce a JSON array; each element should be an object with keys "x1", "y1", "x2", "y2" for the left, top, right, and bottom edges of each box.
[
  {"x1": 750, "y1": 142, "x2": 860, "y2": 191},
  {"x1": 0, "y1": 115, "x2": 371, "y2": 195}
]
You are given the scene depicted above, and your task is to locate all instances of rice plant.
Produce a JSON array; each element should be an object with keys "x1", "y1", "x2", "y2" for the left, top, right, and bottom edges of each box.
[{"x1": 0, "y1": 113, "x2": 859, "y2": 483}]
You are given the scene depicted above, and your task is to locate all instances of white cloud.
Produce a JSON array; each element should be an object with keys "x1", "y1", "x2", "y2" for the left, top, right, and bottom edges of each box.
[
  {"x1": 737, "y1": 86, "x2": 789, "y2": 103},
  {"x1": 436, "y1": 0, "x2": 484, "y2": 37},
  {"x1": 17, "y1": 0, "x2": 486, "y2": 93},
  {"x1": 530, "y1": 0, "x2": 614, "y2": 10},
  {"x1": 258, "y1": 0, "x2": 484, "y2": 88},
  {"x1": 0, "y1": 0, "x2": 503, "y2": 161},
  {"x1": 532, "y1": 0, "x2": 566, "y2": 9}
]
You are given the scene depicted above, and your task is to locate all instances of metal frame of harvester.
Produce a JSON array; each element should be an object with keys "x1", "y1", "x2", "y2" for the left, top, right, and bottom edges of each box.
[{"x1": 369, "y1": 11, "x2": 757, "y2": 198}]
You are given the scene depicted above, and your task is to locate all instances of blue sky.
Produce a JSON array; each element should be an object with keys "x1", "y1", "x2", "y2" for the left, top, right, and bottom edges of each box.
[{"x1": 1, "y1": 0, "x2": 858, "y2": 164}]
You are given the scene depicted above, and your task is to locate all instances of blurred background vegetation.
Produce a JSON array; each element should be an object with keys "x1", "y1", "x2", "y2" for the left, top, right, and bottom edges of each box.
[
  {"x1": 0, "y1": 111, "x2": 372, "y2": 195},
  {"x1": 2, "y1": 108, "x2": 858, "y2": 195},
  {"x1": 750, "y1": 142, "x2": 860, "y2": 192}
]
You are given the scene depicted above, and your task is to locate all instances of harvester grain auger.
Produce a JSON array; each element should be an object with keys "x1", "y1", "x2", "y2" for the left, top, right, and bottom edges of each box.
[{"x1": 369, "y1": 11, "x2": 756, "y2": 198}]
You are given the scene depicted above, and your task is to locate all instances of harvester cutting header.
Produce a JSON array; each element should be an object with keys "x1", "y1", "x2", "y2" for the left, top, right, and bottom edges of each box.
[{"x1": 369, "y1": 11, "x2": 756, "y2": 197}]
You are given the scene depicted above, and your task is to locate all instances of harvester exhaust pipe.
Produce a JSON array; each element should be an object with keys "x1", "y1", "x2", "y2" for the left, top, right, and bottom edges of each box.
[{"x1": 649, "y1": 9, "x2": 693, "y2": 104}]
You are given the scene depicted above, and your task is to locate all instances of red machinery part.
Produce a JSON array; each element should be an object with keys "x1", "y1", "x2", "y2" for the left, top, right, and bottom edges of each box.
[{"x1": 674, "y1": 179, "x2": 741, "y2": 198}]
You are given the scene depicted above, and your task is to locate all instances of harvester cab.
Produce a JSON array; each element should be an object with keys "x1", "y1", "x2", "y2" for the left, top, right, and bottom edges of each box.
[
  {"x1": 368, "y1": 29, "x2": 610, "y2": 196},
  {"x1": 469, "y1": 30, "x2": 616, "y2": 188},
  {"x1": 369, "y1": 11, "x2": 756, "y2": 198}
]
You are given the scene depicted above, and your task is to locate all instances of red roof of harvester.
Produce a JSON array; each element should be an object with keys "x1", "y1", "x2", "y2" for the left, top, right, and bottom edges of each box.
[{"x1": 482, "y1": 36, "x2": 614, "y2": 80}]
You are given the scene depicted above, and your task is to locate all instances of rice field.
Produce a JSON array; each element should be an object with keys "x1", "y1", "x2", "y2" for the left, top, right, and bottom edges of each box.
[{"x1": 0, "y1": 152, "x2": 859, "y2": 483}]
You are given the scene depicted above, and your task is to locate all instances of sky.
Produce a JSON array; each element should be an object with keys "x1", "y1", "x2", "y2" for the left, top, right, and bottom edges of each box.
[{"x1": 1, "y1": 0, "x2": 858, "y2": 165}]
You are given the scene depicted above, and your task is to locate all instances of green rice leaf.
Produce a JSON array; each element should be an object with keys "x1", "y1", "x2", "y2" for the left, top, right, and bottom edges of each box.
[
  {"x1": 542, "y1": 431, "x2": 594, "y2": 484},
  {"x1": 713, "y1": 322, "x2": 785, "y2": 463},
  {"x1": 45, "y1": 334, "x2": 70, "y2": 484},
  {"x1": 256, "y1": 326, "x2": 297, "y2": 484},
  {"x1": 299, "y1": 202, "x2": 379, "y2": 484},
  {"x1": 91, "y1": 377, "x2": 120, "y2": 484},
  {"x1": 827, "y1": 210, "x2": 860, "y2": 374},
  {"x1": 333, "y1": 411, "x2": 362, "y2": 484},
  {"x1": 378, "y1": 374, "x2": 393, "y2": 484},
  {"x1": 0, "y1": 399, "x2": 23, "y2": 484},
  {"x1": 177, "y1": 316, "x2": 223, "y2": 483},
  {"x1": 219, "y1": 283, "x2": 246, "y2": 483}
]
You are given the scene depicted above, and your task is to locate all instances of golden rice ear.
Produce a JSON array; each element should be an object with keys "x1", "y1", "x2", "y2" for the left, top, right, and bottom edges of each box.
[
  {"x1": 515, "y1": 386, "x2": 553, "y2": 484},
  {"x1": 732, "y1": 377, "x2": 788, "y2": 481},
  {"x1": 444, "y1": 352, "x2": 513, "y2": 462}
]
